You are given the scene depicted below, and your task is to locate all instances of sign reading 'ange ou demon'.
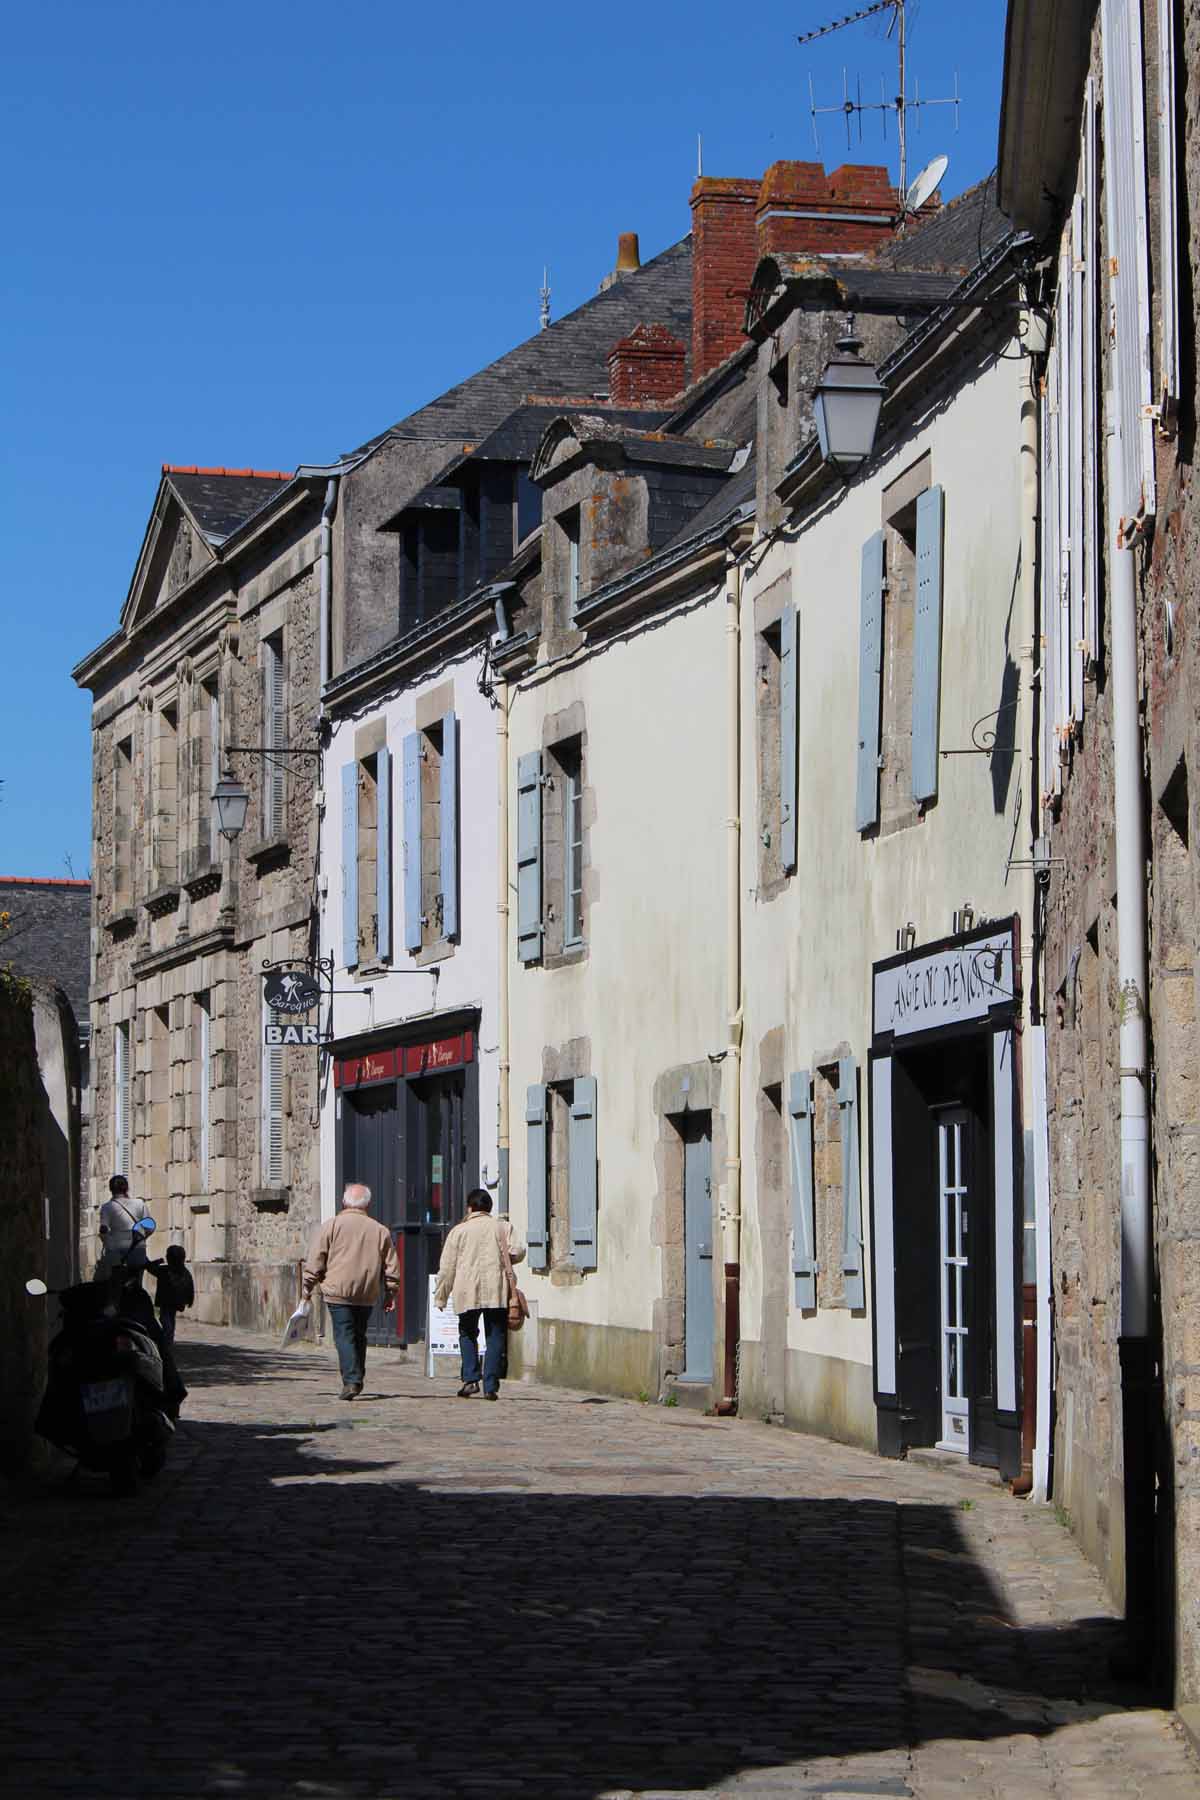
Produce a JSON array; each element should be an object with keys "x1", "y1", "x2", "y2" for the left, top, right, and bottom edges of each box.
[{"x1": 263, "y1": 969, "x2": 323, "y2": 1014}]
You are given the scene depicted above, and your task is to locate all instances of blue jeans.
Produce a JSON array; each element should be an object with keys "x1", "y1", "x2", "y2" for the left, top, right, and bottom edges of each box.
[
  {"x1": 458, "y1": 1308, "x2": 508, "y2": 1396},
  {"x1": 329, "y1": 1303, "x2": 371, "y2": 1388}
]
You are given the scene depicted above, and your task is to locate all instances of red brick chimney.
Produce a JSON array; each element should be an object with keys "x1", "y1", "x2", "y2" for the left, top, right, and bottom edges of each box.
[
  {"x1": 755, "y1": 162, "x2": 900, "y2": 259},
  {"x1": 689, "y1": 176, "x2": 760, "y2": 384},
  {"x1": 689, "y1": 160, "x2": 919, "y2": 384},
  {"x1": 608, "y1": 323, "x2": 687, "y2": 407}
]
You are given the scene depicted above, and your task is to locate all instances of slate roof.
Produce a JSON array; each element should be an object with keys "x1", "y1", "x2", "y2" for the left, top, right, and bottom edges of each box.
[
  {"x1": 0, "y1": 878, "x2": 92, "y2": 1027},
  {"x1": 353, "y1": 238, "x2": 693, "y2": 454},
  {"x1": 167, "y1": 470, "x2": 294, "y2": 544},
  {"x1": 464, "y1": 404, "x2": 671, "y2": 465},
  {"x1": 869, "y1": 172, "x2": 1011, "y2": 275}
]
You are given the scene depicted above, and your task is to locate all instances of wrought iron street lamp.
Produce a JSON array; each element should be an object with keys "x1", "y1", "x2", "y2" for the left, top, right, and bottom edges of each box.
[
  {"x1": 213, "y1": 768, "x2": 251, "y2": 842},
  {"x1": 812, "y1": 319, "x2": 886, "y2": 474}
]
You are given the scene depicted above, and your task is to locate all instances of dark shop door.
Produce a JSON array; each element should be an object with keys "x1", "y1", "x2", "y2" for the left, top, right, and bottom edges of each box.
[
  {"x1": 396, "y1": 1071, "x2": 469, "y2": 1346},
  {"x1": 340, "y1": 1084, "x2": 402, "y2": 1347}
]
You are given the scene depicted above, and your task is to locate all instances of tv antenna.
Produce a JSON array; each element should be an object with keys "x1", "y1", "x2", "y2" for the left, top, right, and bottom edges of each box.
[{"x1": 798, "y1": 0, "x2": 960, "y2": 212}]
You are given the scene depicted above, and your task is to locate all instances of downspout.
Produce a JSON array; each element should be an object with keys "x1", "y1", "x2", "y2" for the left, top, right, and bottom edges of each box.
[
  {"x1": 318, "y1": 477, "x2": 338, "y2": 701},
  {"x1": 1014, "y1": 358, "x2": 1044, "y2": 1499},
  {"x1": 1107, "y1": 404, "x2": 1155, "y2": 1666},
  {"x1": 496, "y1": 666, "x2": 511, "y2": 1215},
  {"x1": 716, "y1": 546, "x2": 744, "y2": 1414}
]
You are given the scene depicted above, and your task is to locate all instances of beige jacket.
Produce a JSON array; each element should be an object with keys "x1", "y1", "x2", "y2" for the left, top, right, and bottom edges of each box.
[
  {"x1": 434, "y1": 1211, "x2": 526, "y2": 1315},
  {"x1": 302, "y1": 1209, "x2": 400, "y2": 1307}
]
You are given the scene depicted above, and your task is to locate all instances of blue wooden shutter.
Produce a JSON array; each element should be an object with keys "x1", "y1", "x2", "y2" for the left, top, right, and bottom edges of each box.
[
  {"x1": 526, "y1": 1084, "x2": 548, "y2": 1271},
  {"x1": 375, "y1": 745, "x2": 392, "y2": 963},
  {"x1": 440, "y1": 711, "x2": 459, "y2": 940},
  {"x1": 838, "y1": 1054, "x2": 865, "y2": 1310},
  {"x1": 855, "y1": 531, "x2": 885, "y2": 832},
  {"x1": 516, "y1": 750, "x2": 543, "y2": 963},
  {"x1": 341, "y1": 761, "x2": 358, "y2": 969},
  {"x1": 780, "y1": 601, "x2": 798, "y2": 873},
  {"x1": 788, "y1": 1069, "x2": 816, "y2": 1310},
  {"x1": 402, "y1": 731, "x2": 422, "y2": 953},
  {"x1": 912, "y1": 485, "x2": 945, "y2": 805},
  {"x1": 568, "y1": 1075, "x2": 598, "y2": 1270}
]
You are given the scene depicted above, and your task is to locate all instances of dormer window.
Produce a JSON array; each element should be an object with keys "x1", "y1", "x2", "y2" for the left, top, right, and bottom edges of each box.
[{"x1": 562, "y1": 507, "x2": 581, "y2": 619}]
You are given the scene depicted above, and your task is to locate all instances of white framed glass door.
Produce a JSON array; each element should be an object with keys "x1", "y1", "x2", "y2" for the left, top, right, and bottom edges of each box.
[{"x1": 938, "y1": 1108, "x2": 970, "y2": 1452}]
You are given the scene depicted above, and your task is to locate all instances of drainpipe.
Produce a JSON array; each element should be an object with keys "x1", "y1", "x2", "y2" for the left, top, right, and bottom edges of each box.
[
  {"x1": 716, "y1": 546, "x2": 744, "y2": 1414},
  {"x1": 496, "y1": 670, "x2": 511, "y2": 1215},
  {"x1": 1106, "y1": 405, "x2": 1155, "y2": 1667},
  {"x1": 1014, "y1": 358, "x2": 1044, "y2": 1500},
  {"x1": 318, "y1": 477, "x2": 338, "y2": 701}
]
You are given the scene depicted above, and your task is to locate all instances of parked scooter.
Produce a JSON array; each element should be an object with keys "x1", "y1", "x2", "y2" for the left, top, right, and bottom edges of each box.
[{"x1": 27, "y1": 1219, "x2": 177, "y2": 1495}]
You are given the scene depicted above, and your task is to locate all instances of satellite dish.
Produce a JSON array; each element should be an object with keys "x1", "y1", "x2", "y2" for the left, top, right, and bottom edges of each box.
[{"x1": 906, "y1": 153, "x2": 949, "y2": 214}]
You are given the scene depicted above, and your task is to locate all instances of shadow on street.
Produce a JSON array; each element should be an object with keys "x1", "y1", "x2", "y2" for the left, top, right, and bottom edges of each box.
[{"x1": 0, "y1": 1337, "x2": 1135, "y2": 1800}]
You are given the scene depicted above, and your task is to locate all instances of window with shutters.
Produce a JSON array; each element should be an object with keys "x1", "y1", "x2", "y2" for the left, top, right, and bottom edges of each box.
[
  {"x1": 195, "y1": 992, "x2": 211, "y2": 1194},
  {"x1": 152, "y1": 703, "x2": 179, "y2": 886},
  {"x1": 192, "y1": 677, "x2": 220, "y2": 871},
  {"x1": 261, "y1": 1001, "x2": 286, "y2": 1189},
  {"x1": 812, "y1": 1066, "x2": 845, "y2": 1308},
  {"x1": 356, "y1": 755, "x2": 380, "y2": 962},
  {"x1": 420, "y1": 723, "x2": 444, "y2": 947},
  {"x1": 542, "y1": 734, "x2": 588, "y2": 960},
  {"x1": 262, "y1": 634, "x2": 287, "y2": 840},
  {"x1": 113, "y1": 1021, "x2": 132, "y2": 1178},
  {"x1": 756, "y1": 603, "x2": 797, "y2": 891},
  {"x1": 112, "y1": 736, "x2": 134, "y2": 908},
  {"x1": 527, "y1": 1075, "x2": 598, "y2": 1279},
  {"x1": 561, "y1": 507, "x2": 582, "y2": 620}
]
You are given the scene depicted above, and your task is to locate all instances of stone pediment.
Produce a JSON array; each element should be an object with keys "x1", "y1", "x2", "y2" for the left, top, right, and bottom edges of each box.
[{"x1": 120, "y1": 483, "x2": 217, "y2": 631}]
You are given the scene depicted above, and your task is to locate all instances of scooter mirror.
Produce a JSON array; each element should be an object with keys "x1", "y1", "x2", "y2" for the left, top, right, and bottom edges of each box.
[{"x1": 25, "y1": 1278, "x2": 48, "y2": 1296}]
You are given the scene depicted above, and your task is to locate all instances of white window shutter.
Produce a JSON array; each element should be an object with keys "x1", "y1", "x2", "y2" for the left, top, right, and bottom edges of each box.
[
  {"x1": 911, "y1": 486, "x2": 945, "y2": 806},
  {"x1": 1101, "y1": 0, "x2": 1156, "y2": 528},
  {"x1": 855, "y1": 532, "x2": 885, "y2": 833},
  {"x1": 264, "y1": 638, "x2": 286, "y2": 837},
  {"x1": 779, "y1": 603, "x2": 798, "y2": 872},
  {"x1": 526, "y1": 1085, "x2": 548, "y2": 1271},
  {"x1": 376, "y1": 745, "x2": 392, "y2": 963},
  {"x1": 1157, "y1": 0, "x2": 1180, "y2": 426},
  {"x1": 516, "y1": 751, "x2": 544, "y2": 962},
  {"x1": 262, "y1": 1005, "x2": 285, "y2": 1188},
  {"x1": 440, "y1": 711, "x2": 459, "y2": 940},
  {"x1": 568, "y1": 1076, "x2": 598, "y2": 1271},
  {"x1": 341, "y1": 761, "x2": 359, "y2": 969},
  {"x1": 788, "y1": 1070, "x2": 816, "y2": 1311}
]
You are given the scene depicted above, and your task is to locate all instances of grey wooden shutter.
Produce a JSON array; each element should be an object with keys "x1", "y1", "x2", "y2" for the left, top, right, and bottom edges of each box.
[
  {"x1": 403, "y1": 731, "x2": 422, "y2": 954},
  {"x1": 440, "y1": 711, "x2": 459, "y2": 940},
  {"x1": 568, "y1": 1075, "x2": 598, "y2": 1270},
  {"x1": 1082, "y1": 77, "x2": 1100, "y2": 670},
  {"x1": 788, "y1": 1069, "x2": 816, "y2": 1310},
  {"x1": 855, "y1": 531, "x2": 885, "y2": 831},
  {"x1": 375, "y1": 745, "x2": 391, "y2": 963},
  {"x1": 265, "y1": 638, "x2": 286, "y2": 837},
  {"x1": 1101, "y1": 0, "x2": 1156, "y2": 525},
  {"x1": 912, "y1": 485, "x2": 945, "y2": 805},
  {"x1": 1158, "y1": 0, "x2": 1180, "y2": 422},
  {"x1": 837, "y1": 1053, "x2": 865, "y2": 1311},
  {"x1": 341, "y1": 761, "x2": 358, "y2": 969},
  {"x1": 263, "y1": 1007, "x2": 285, "y2": 1188},
  {"x1": 780, "y1": 601, "x2": 798, "y2": 873},
  {"x1": 516, "y1": 750, "x2": 543, "y2": 963},
  {"x1": 526, "y1": 1084, "x2": 548, "y2": 1271}
]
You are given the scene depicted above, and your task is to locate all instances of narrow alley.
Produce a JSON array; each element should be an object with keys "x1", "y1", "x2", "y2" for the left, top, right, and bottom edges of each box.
[{"x1": 2, "y1": 1325, "x2": 1196, "y2": 1800}]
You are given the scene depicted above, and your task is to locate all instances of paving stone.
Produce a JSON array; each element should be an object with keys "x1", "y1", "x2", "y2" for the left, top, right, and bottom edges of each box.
[{"x1": 2, "y1": 1320, "x2": 1199, "y2": 1800}]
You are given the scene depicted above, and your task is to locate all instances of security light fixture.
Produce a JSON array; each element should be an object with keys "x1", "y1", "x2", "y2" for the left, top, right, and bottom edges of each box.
[
  {"x1": 812, "y1": 318, "x2": 886, "y2": 475},
  {"x1": 213, "y1": 769, "x2": 250, "y2": 842}
]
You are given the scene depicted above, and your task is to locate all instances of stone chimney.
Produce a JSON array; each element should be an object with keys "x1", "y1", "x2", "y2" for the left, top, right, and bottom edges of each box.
[
  {"x1": 689, "y1": 160, "x2": 920, "y2": 383},
  {"x1": 608, "y1": 323, "x2": 687, "y2": 407}
]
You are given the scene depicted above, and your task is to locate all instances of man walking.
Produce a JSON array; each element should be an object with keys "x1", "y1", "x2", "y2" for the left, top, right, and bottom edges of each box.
[
  {"x1": 95, "y1": 1174, "x2": 150, "y2": 1281},
  {"x1": 302, "y1": 1183, "x2": 400, "y2": 1399},
  {"x1": 434, "y1": 1190, "x2": 525, "y2": 1401}
]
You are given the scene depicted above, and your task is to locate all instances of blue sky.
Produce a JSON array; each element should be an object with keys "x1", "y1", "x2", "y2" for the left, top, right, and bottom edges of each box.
[{"x1": 2, "y1": 0, "x2": 1006, "y2": 876}]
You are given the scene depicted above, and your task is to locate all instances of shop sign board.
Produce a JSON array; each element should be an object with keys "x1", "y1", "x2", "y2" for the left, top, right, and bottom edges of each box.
[
  {"x1": 264, "y1": 1022, "x2": 328, "y2": 1046},
  {"x1": 873, "y1": 929, "x2": 1015, "y2": 1040},
  {"x1": 263, "y1": 969, "x2": 322, "y2": 1014},
  {"x1": 426, "y1": 1276, "x2": 483, "y2": 1377},
  {"x1": 334, "y1": 1030, "x2": 476, "y2": 1088}
]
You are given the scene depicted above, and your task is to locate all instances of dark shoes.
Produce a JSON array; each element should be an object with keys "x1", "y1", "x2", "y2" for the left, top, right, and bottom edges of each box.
[
  {"x1": 457, "y1": 1381, "x2": 480, "y2": 1398},
  {"x1": 339, "y1": 1382, "x2": 363, "y2": 1401},
  {"x1": 484, "y1": 1392, "x2": 498, "y2": 1402}
]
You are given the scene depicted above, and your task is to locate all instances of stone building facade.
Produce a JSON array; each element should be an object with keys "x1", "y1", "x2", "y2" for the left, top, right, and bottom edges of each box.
[
  {"x1": 0, "y1": 875, "x2": 92, "y2": 1179},
  {"x1": 999, "y1": 0, "x2": 1198, "y2": 1704}
]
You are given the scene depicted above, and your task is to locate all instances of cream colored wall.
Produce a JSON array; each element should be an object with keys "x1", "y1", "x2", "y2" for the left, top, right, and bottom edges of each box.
[
  {"x1": 737, "y1": 347, "x2": 1030, "y2": 1388},
  {"x1": 506, "y1": 585, "x2": 729, "y2": 1338}
]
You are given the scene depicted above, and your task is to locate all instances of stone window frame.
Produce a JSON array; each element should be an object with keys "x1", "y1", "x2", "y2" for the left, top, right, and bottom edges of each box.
[
  {"x1": 560, "y1": 505, "x2": 582, "y2": 621},
  {"x1": 150, "y1": 694, "x2": 181, "y2": 891},
  {"x1": 190, "y1": 660, "x2": 222, "y2": 877},
  {"x1": 540, "y1": 702, "x2": 592, "y2": 968},
  {"x1": 753, "y1": 573, "x2": 791, "y2": 902},
  {"x1": 111, "y1": 732, "x2": 135, "y2": 911},
  {"x1": 877, "y1": 453, "x2": 931, "y2": 840},
  {"x1": 539, "y1": 1035, "x2": 594, "y2": 1288}
]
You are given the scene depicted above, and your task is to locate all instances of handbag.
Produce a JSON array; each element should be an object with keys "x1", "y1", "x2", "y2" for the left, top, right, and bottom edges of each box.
[{"x1": 496, "y1": 1222, "x2": 529, "y2": 1332}]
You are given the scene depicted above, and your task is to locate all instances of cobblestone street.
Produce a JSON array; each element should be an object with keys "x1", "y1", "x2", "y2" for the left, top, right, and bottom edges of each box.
[{"x1": 3, "y1": 1323, "x2": 1197, "y2": 1800}]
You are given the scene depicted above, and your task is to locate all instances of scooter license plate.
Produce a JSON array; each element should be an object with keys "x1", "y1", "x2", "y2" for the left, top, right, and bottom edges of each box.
[{"x1": 82, "y1": 1379, "x2": 133, "y2": 1415}]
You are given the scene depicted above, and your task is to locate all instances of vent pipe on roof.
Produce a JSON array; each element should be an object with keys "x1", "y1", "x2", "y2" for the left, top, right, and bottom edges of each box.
[{"x1": 599, "y1": 232, "x2": 642, "y2": 293}]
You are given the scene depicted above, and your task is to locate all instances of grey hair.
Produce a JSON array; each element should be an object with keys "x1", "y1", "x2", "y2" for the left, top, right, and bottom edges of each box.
[{"x1": 342, "y1": 1182, "x2": 372, "y2": 1210}]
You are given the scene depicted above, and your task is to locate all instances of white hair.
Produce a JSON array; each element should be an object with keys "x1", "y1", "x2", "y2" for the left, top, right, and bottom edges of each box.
[{"x1": 342, "y1": 1183, "x2": 372, "y2": 1210}]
